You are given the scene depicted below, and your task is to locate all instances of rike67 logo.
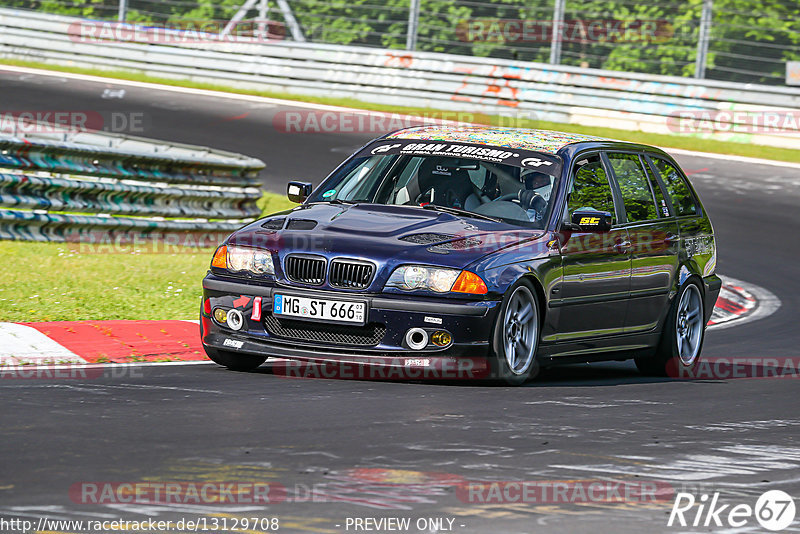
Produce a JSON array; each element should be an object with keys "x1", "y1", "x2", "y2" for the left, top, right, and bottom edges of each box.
[{"x1": 668, "y1": 490, "x2": 796, "y2": 531}]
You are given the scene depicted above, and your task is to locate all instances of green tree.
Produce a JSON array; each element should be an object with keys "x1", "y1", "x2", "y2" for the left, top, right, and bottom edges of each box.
[{"x1": 3, "y1": 0, "x2": 799, "y2": 84}]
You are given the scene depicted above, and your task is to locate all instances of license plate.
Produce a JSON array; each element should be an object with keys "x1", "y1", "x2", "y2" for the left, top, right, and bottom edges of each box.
[{"x1": 273, "y1": 294, "x2": 366, "y2": 324}]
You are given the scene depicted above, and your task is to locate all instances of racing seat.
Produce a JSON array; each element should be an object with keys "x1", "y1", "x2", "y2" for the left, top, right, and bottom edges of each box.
[{"x1": 414, "y1": 157, "x2": 475, "y2": 209}]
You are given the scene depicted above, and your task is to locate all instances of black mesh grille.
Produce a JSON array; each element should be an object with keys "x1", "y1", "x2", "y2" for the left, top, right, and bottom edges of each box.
[
  {"x1": 285, "y1": 255, "x2": 326, "y2": 285},
  {"x1": 400, "y1": 233, "x2": 455, "y2": 245},
  {"x1": 261, "y1": 217, "x2": 285, "y2": 230},
  {"x1": 329, "y1": 260, "x2": 375, "y2": 289},
  {"x1": 428, "y1": 237, "x2": 483, "y2": 252},
  {"x1": 264, "y1": 315, "x2": 385, "y2": 346}
]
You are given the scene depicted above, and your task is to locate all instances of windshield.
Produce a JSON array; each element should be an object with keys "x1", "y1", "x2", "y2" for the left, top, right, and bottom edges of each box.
[{"x1": 309, "y1": 141, "x2": 563, "y2": 228}]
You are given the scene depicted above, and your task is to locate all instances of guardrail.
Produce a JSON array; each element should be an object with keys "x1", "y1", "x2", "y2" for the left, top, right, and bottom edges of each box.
[
  {"x1": 0, "y1": 120, "x2": 263, "y2": 245},
  {"x1": 1, "y1": 8, "x2": 799, "y2": 150}
]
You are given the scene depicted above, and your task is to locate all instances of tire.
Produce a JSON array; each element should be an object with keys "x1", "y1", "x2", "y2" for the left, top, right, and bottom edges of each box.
[
  {"x1": 204, "y1": 345, "x2": 267, "y2": 372},
  {"x1": 635, "y1": 280, "x2": 705, "y2": 377},
  {"x1": 490, "y1": 279, "x2": 541, "y2": 386}
]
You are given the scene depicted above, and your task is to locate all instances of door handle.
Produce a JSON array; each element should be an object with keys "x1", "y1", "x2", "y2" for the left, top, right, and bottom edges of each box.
[{"x1": 614, "y1": 240, "x2": 632, "y2": 253}]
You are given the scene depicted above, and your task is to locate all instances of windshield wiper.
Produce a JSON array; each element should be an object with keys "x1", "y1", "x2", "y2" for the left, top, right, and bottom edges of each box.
[
  {"x1": 421, "y1": 204, "x2": 502, "y2": 223},
  {"x1": 315, "y1": 199, "x2": 359, "y2": 205}
]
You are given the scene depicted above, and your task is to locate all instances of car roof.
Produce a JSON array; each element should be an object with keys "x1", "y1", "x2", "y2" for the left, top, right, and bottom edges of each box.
[{"x1": 385, "y1": 125, "x2": 623, "y2": 155}]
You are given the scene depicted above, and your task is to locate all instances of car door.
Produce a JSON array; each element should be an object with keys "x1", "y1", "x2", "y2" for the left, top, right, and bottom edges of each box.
[
  {"x1": 646, "y1": 152, "x2": 715, "y2": 284},
  {"x1": 606, "y1": 152, "x2": 680, "y2": 333},
  {"x1": 554, "y1": 153, "x2": 631, "y2": 340},
  {"x1": 647, "y1": 153, "x2": 709, "y2": 242}
]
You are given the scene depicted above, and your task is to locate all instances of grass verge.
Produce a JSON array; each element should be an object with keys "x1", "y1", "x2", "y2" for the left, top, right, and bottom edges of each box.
[
  {"x1": 0, "y1": 240, "x2": 213, "y2": 322},
  {"x1": 257, "y1": 191, "x2": 297, "y2": 214},
  {"x1": 2, "y1": 59, "x2": 800, "y2": 164},
  {"x1": 0, "y1": 192, "x2": 295, "y2": 322}
]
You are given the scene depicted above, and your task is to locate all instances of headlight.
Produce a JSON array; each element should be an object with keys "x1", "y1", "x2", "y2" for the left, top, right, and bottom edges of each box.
[
  {"x1": 252, "y1": 249, "x2": 274, "y2": 274},
  {"x1": 386, "y1": 265, "x2": 485, "y2": 294},
  {"x1": 402, "y1": 266, "x2": 428, "y2": 290},
  {"x1": 429, "y1": 268, "x2": 460, "y2": 293},
  {"x1": 211, "y1": 245, "x2": 274, "y2": 275},
  {"x1": 227, "y1": 246, "x2": 254, "y2": 272}
]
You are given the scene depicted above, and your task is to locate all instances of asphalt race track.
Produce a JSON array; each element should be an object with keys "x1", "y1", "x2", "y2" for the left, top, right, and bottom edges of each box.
[{"x1": 1, "y1": 68, "x2": 799, "y2": 533}]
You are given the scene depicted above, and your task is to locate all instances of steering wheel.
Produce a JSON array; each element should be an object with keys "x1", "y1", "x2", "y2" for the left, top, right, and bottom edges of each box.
[
  {"x1": 518, "y1": 190, "x2": 547, "y2": 212},
  {"x1": 495, "y1": 192, "x2": 518, "y2": 202}
]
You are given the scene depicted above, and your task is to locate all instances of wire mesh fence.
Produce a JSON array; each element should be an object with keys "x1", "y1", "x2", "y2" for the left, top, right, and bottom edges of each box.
[{"x1": 2, "y1": 0, "x2": 800, "y2": 85}]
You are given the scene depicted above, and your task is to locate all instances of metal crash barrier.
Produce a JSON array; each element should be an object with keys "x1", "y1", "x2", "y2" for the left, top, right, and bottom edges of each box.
[
  {"x1": 1, "y1": 8, "x2": 800, "y2": 149},
  {"x1": 0, "y1": 121, "x2": 263, "y2": 246}
]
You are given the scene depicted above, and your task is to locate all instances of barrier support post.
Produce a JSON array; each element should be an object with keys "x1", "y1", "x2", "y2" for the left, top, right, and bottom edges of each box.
[{"x1": 695, "y1": 0, "x2": 713, "y2": 79}]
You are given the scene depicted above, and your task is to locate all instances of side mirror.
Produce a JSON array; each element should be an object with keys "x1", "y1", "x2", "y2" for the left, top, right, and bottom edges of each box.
[
  {"x1": 571, "y1": 209, "x2": 612, "y2": 232},
  {"x1": 287, "y1": 181, "x2": 313, "y2": 203}
]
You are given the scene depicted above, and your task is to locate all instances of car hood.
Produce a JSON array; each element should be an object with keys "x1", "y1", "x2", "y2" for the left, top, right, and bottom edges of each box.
[{"x1": 228, "y1": 203, "x2": 545, "y2": 271}]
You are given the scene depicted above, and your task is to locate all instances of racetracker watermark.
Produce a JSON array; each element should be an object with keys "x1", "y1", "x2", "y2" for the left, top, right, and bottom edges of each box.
[
  {"x1": 70, "y1": 482, "x2": 287, "y2": 505},
  {"x1": 457, "y1": 480, "x2": 674, "y2": 504},
  {"x1": 67, "y1": 20, "x2": 285, "y2": 44},
  {"x1": 667, "y1": 110, "x2": 800, "y2": 134},
  {"x1": 667, "y1": 357, "x2": 800, "y2": 380},
  {"x1": 271, "y1": 357, "x2": 490, "y2": 381},
  {"x1": 456, "y1": 18, "x2": 675, "y2": 44},
  {"x1": 427, "y1": 228, "x2": 683, "y2": 257},
  {"x1": 0, "y1": 364, "x2": 145, "y2": 380},
  {"x1": 213, "y1": 228, "x2": 688, "y2": 261},
  {"x1": 71, "y1": 232, "x2": 226, "y2": 254},
  {"x1": 1, "y1": 517, "x2": 279, "y2": 533},
  {"x1": 272, "y1": 110, "x2": 538, "y2": 134},
  {"x1": 0, "y1": 111, "x2": 148, "y2": 134}
]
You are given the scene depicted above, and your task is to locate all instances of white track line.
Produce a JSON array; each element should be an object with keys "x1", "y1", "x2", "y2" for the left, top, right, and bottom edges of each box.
[
  {"x1": 667, "y1": 147, "x2": 800, "y2": 169},
  {"x1": 0, "y1": 360, "x2": 213, "y2": 374},
  {"x1": 1, "y1": 64, "x2": 798, "y2": 168},
  {"x1": 0, "y1": 322, "x2": 87, "y2": 365},
  {"x1": 0, "y1": 64, "x2": 371, "y2": 113}
]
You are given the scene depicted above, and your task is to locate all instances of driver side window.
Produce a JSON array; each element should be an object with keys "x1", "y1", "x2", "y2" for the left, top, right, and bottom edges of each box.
[{"x1": 567, "y1": 155, "x2": 616, "y2": 225}]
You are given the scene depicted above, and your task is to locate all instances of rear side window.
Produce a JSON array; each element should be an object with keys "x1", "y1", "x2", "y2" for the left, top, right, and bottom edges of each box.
[
  {"x1": 650, "y1": 157, "x2": 699, "y2": 216},
  {"x1": 607, "y1": 153, "x2": 658, "y2": 223},
  {"x1": 567, "y1": 154, "x2": 617, "y2": 224}
]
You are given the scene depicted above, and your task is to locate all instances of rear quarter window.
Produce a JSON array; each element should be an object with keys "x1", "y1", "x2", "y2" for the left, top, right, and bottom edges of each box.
[
  {"x1": 650, "y1": 157, "x2": 700, "y2": 217},
  {"x1": 606, "y1": 152, "x2": 658, "y2": 223}
]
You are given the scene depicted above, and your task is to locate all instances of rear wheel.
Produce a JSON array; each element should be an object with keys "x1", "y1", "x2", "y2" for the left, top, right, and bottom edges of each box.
[
  {"x1": 635, "y1": 280, "x2": 705, "y2": 377},
  {"x1": 204, "y1": 346, "x2": 266, "y2": 372},
  {"x1": 490, "y1": 280, "x2": 540, "y2": 386}
]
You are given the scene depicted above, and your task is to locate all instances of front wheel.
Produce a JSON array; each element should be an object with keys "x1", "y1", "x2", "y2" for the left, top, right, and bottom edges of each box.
[
  {"x1": 635, "y1": 280, "x2": 705, "y2": 377},
  {"x1": 490, "y1": 280, "x2": 541, "y2": 386},
  {"x1": 204, "y1": 346, "x2": 267, "y2": 372}
]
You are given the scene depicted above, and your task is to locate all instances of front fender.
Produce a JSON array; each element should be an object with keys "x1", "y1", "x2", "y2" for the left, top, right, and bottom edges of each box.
[{"x1": 471, "y1": 233, "x2": 560, "y2": 299}]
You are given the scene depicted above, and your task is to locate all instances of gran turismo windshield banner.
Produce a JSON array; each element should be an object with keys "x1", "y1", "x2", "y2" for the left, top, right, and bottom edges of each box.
[{"x1": 360, "y1": 139, "x2": 562, "y2": 171}]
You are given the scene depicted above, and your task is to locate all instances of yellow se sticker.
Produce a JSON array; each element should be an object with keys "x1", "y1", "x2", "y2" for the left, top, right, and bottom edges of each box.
[{"x1": 579, "y1": 216, "x2": 601, "y2": 225}]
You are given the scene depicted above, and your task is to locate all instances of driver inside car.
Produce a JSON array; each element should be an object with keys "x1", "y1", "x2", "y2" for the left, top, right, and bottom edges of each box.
[{"x1": 517, "y1": 170, "x2": 553, "y2": 222}]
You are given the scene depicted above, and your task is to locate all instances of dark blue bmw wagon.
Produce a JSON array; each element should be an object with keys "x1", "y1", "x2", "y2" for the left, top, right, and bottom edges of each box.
[{"x1": 200, "y1": 126, "x2": 721, "y2": 384}]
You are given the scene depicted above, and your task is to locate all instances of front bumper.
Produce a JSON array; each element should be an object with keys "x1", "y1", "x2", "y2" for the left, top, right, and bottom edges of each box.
[{"x1": 201, "y1": 274, "x2": 499, "y2": 363}]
